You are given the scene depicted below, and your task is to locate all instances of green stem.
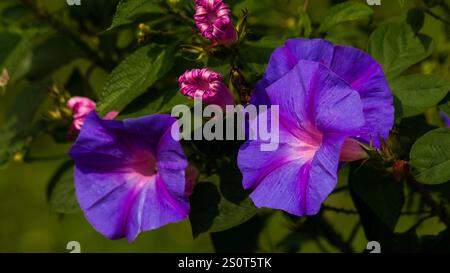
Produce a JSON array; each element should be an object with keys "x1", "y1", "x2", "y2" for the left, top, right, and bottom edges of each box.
[
  {"x1": 425, "y1": 9, "x2": 450, "y2": 25},
  {"x1": 322, "y1": 205, "x2": 358, "y2": 215},
  {"x1": 405, "y1": 175, "x2": 450, "y2": 227},
  {"x1": 27, "y1": 154, "x2": 68, "y2": 162}
]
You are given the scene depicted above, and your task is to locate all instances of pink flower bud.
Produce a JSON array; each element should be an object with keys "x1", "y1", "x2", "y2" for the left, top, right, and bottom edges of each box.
[
  {"x1": 67, "y1": 96, "x2": 96, "y2": 134},
  {"x1": 340, "y1": 138, "x2": 368, "y2": 162},
  {"x1": 67, "y1": 97, "x2": 119, "y2": 135},
  {"x1": 178, "y1": 68, "x2": 235, "y2": 108},
  {"x1": 194, "y1": 0, "x2": 237, "y2": 45}
]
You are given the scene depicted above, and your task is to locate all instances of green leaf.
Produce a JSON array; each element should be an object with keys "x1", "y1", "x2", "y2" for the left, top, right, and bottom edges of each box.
[
  {"x1": 0, "y1": 30, "x2": 36, "y2": 83},
  {"x1": 210, "y1": 215, "x2": 265, "y2": 252},
  {"x1": 109, "y1": 0, "x2": 165, "y2": 30},
  {"x1": 410, "y1": 128, "x2": 450, "y2": 184},
  {"x1": 440, "y1": 94, "x2": 450, "y2": 116},
  {"x1": 350, "y1": 164, "x2": 404, "y2": 230},
  {"x1": 239, "y1": 37, "x2": 284, "y2": 81},
  {"x1": 298, "y1": 9, "x2": 312, "y2": 38},
  {"x1": 391, "y1": 74, "x2": 450, "y2": 120},
  {"x1": 97, "y1": 44, "x2": 174, "y2": 115},
  {"x1": 318, "y1": 2, "x2": 373, "y2": 33},
  {"x1": 441, "y1": 103, "x2": 450, "y2": 116},
  {"x1": 119, "y1": 88, "x2": 192, "y2": 119},
  {"x1": 406, "y1": 8, "x2": 425, "y2": 33},
  {"x1": 0, "y1": 80, "x2": 49, "y2": 168},
  {"x1": 47, "y1": 160, "x2": 80, "y2": 214},
  {"x1": 368, "y1": 22, "x2": 433, "y2": 78},
  {"x1": 27, "y1": 37, "x2": 82, "y2": 80},
  {"x1": 0, "y1": 31, "x2": 21, "y2": 64},
  {"x1": 189, "y1": 162, "x2": 257, "y2": 237}
]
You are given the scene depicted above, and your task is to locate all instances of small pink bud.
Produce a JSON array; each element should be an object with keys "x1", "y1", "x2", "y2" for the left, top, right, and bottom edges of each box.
[
  {"x1": 178, "y1": 68, "x2": 235, "y2": 108},
  {"x1": 194, "y1": 0, "x2": 237, "y2": 45},
  {"x1": 340, "y1": 138, "x2": 368, "y2": 162},
  {"x1": 67, "y1": 97, "x2": 119, "y2": 135},
  {"x1": 67, "y1": 96, "x2": 96, "y2": 134}
]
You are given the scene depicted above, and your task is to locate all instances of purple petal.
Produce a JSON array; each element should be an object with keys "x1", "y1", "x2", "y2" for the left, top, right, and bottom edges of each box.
[
  {"x1": 252, "y1": 38, "x2": 394, "y2": 147},
  {"x1": 139, "y1": 175, "x2": 189, "y2": 231},
  {"x1": 263, "y1": 39, "x2": 334, "y2": 87},
  {"x1": 266, "y1": 60, "x2": 365, "y2": 136},
  {"x1": 246, "y1": 135, "x2": 344, "y2": 216},
  {"x1": 330, "y1": 45, "x2": 394, "y2": 147},
  {"x1": 251, "y1": 39, "x2": 334, "y2": 106}
]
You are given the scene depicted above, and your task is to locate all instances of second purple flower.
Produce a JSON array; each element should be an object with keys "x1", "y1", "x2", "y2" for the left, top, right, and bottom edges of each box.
[{"x1": 238, "y1": 39, "x2": 395, "y2": 216}]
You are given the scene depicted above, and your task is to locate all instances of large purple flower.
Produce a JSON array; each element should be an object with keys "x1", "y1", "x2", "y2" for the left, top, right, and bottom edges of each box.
[
  {"x1": 69, "y1": 112, "x2": 189, "y2": 242},
  {"x1": 252, "y1": 38, "x2": 394, "y2": 149},
  {"x1": 238, "y1": 39, "x2": 394, "y2": 216}
]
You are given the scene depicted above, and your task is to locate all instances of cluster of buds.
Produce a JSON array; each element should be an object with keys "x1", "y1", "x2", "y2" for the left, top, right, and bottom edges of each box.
[
  {"x1": 46, "y1": 84, "x2": 73, "y2": 122},
  {"x1": 137, "y1": 23, "x2": 151, "y2": 45},
  {"x1": 45, "y1": 85, "x2": 118, "y2": 139}
]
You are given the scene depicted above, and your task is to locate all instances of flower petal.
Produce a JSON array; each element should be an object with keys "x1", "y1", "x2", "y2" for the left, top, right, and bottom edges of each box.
[
  {"x1": 330, "y1": 45, "x2": 394, "y2": 147},
  {"x1": 265, "y1": 60, "x2": 365, "y2": 136},
  {"x1": 139, "y1": 174, "x2": 189, "y2": 232},
  {"x1": 247, "y1": 136, "x2": 344, "y2": 216},
  {"x1": 263, "y1": 39, "x2": 334, "y2": 87},
  {"x1": 252, "y1": 38, "x2": 394, "y2": 147}
]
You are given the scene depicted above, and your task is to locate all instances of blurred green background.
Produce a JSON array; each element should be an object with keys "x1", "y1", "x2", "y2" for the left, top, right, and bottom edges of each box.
[{"x1": 0, "y1": 0, "x2": 449, "y2": 252}]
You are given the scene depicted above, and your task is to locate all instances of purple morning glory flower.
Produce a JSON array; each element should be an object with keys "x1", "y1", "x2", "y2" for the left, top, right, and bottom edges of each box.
[
  {"x1": 69, "y1": 112, "x2": 189, "y2": 242},
  {"x1": 238, "y1": 39, "x2": 394, "y2": 216},
  {"x1": 252, "y1": 38, "x2": 394, "y2": 149}
]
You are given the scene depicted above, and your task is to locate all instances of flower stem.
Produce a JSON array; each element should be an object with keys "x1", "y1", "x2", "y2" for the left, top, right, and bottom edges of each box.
[
  {"x1": 405, "y1": 177, "x2": 450, "y2": 227},
  {"x1": 322, "y1": 205, "x2": 358, "y2": 215},
  {"x1": 230, "y1": 66, "x2": 253, "y2": 104},
  {"x1": 425, "y1": 9, "x2": 450, "y2": 26}
]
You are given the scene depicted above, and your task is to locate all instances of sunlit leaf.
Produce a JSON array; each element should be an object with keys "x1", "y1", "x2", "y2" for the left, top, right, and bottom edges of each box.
[
  {"x1": 47, "y1": 160, "x2": 80, "y2": 214},
  {"x1": 391, "y1": 74, "x2": 450, "y2": 120},
  {"x1": 97, "y1": 44, "x2": 174, "y2": 115},
  {"x1": 318, "y1": 2, "x2": 373, "y2": 33},
  {"x1": 410, "y1": 128, "x2": 450, "y2": 184},
  {"x1": 368, "y1": 22, "x2": 433, "y2": 78},
  {"x1": 189, "y1": 162, "x2": 257, "y2": 237},
  {"x1": 109, "y1": 0, "x2": 165, "y2": 30}
]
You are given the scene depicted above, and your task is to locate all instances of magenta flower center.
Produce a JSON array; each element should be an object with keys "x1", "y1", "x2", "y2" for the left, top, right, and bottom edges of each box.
[{"x1": 132, "y1": 151, "x2": 158, "y2": 178}]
